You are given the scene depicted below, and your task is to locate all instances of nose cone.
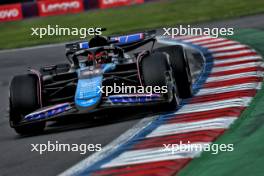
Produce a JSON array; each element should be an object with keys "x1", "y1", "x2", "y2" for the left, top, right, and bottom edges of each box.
[{"x1": 75, "y1": 76, "x2": 103, "y2": 111}]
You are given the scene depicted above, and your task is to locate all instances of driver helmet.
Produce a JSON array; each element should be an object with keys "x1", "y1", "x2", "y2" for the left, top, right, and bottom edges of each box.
[
  {"x1": 89, "y1": 35, "x2": 108, "y2": 48},
  {"x1": 87, "y1": 35, "x2": 112, "y2": 64},
  {"x1": 87, "y1": 51, "x2": 111, "y2": 64}
]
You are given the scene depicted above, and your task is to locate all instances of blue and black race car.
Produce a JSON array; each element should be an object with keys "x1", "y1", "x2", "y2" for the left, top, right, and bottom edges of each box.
[{"x1": 9, "y1": 31, "x2": 192, "y2": 135}]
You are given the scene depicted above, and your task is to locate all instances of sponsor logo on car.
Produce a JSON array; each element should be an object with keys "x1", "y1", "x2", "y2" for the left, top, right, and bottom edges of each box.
[
  {"x1": 25, "y1": 103, "x2": 72, "y2": 121},
  {"x1": 109, "y1": 94, "x2": 161, "y2": 103}
]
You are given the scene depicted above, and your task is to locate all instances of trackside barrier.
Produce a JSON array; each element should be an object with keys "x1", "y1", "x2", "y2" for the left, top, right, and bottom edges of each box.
[
  {"x1": 0, "y1": 3, "x2": 23, "y2": 22},
  {"x1": 98, "y1": 0, "x2": 144, "y2": 9},
  {"x1": 37, "y1": 0, "x2": 84, "y2": 17},
  {"x1": 0, "y1": 0, "x2": 147, "y2": 22}
]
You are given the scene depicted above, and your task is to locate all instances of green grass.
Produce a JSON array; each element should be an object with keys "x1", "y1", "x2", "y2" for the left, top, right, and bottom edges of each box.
[
  {"x1": 178, "y1": 29, "x2": 264, "y2": 176},
  {"x1": 1, "y1": 0, "x2": 264, "y2": 49}
]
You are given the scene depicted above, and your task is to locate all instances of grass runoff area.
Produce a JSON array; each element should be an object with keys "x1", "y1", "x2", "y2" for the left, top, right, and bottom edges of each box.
[
  {"x1": 179, "y1": 29, "x2": 264, "y2": 176},
  {"x1": 1, "y1": 0, "x2": 264, "y2": 49}
]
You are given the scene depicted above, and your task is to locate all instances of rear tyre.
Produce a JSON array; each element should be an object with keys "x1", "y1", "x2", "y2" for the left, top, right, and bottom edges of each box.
[
  {"x1": 155, "y1": 45, "x2": 192, "y2": 98},
  {"x1": 9, "y1": 74, "x2": 45, "y2": 135},
  {"x1": 140, "y1": 52, "x2": 178, "y2": 109}
]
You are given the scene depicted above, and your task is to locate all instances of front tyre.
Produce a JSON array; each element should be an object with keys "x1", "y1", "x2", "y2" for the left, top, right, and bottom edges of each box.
[
  {"x1": 140, "y1": 52, "x2": 178, "y2": 110},
  {"x1": 9, "y1": 74, "x2": 46, "y2": 135},
  {"x1": 155, "y1": 45, "x2": 192, "y2": 98}
]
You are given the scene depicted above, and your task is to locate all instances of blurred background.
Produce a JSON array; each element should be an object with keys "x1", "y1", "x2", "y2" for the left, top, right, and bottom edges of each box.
[{"x1": 0, "y1": 0, "x2": 263, "y2": 49}]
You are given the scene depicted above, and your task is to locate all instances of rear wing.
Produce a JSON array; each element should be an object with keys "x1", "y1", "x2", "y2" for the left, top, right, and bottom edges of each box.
[{"x1": 65, "y1": 30, "x2": 156, "y2": 54}]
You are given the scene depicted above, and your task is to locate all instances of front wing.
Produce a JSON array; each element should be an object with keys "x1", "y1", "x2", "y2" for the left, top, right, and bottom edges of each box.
[{"x1": 13, "y1": 93, "x2": 173, "y2": 127}]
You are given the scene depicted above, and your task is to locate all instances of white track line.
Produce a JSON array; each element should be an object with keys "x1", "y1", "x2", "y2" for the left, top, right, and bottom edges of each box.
[
  {"x1": 202, "y1": 41, "x2": 238, "y2": 48},
  {"x1": 209, "y1": 45, "x2": 248, "y2": 52},
  {"x1": 212, "y1": 49, "x2": 255, "y2": 57},
  {"x1": 193, "y1": 38, "x2": 227, "y2": 45},
  {"x1": 101, "y1": 144, "x2": 206, "y2": 168},
  {"x1": 213, "y1": 55, "x2": 262, "y2": 64},
  {"x1": 206, "y1": 72, "x2": 263, "y2": 83},
  {"x1": 172, "y1": 35, "x2": 201, "y2": 40},
  {"x1": 183, "y1": 36, "x2": 214, "y2": 43},
  {"x1": 146, "y1": 117, "x2": 236, "y2": 138},
  {"x1": 211, "y1": 62, "x2": 262, "y2": 73},
  {"x1": 174, "y1": 97, "x2": 252, "y2": 115},
  {"x1": 197, "y1": 82, "x2": 262, "y2": 96},
  {"x1": 0, "y1": 42, "x2": 66, "y2": 53}
]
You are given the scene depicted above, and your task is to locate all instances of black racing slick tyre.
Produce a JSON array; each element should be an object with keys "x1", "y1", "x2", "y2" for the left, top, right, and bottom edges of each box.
[
  {"x1": 141, "y1": 52, "x2": 170, "y2": 86},
  {"x1": 155, "y1": 45, "x2": 192, "y2": 98},
  {"x1": 140, "y1": 52, "x2": 178, "y2": 109},
  {"x1": 9, "y1": 74, "x2": 45, "y2": 135}
]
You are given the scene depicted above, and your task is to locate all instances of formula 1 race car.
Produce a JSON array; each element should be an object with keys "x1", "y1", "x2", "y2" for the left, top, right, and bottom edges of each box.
[{"x1": 9, "y1": 31, "x2": 193, "y2": 135}]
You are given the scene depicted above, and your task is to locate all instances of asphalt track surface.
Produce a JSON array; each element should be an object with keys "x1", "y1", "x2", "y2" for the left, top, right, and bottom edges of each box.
[{"x1": 0, "y1": 14, "x2": 263, "y2": 176}]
